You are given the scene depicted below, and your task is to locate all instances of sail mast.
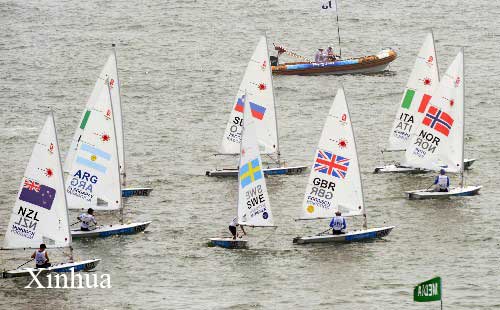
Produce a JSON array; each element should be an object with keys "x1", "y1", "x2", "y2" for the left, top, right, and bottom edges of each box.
[
  {"x1": 460, "y1": 48, "x2": 465, "y2": 188},
  {"x1": 265, "y1": 35, "x2": 281, "y2": 164},
  {"x1": 237, "y1": 90, "x2": 248, "y2": 220},
  {"x1": 334, "y1": 0, "x2": 342, "y2": 58},
  {"x1": 107, "y1": 78, "x2": 124, "y2": 223},
  {"x1": 112, "y1": 43, "x2": 127, "y2": 186},
  {"x1": 52, "y1": 112, "x2": 74, "y2": 260},
  {"x1": 431, "y1": 30, "x2": 440, "y2": 81},
  {"x1": 343, "y1": 87, "x2": 367, "y2": 229}
]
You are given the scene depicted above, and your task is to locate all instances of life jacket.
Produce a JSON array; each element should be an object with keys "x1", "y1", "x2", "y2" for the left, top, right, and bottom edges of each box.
[
  {"x1": 437, "y1": 175, "x2": 449, "y2": 190},
  {"x1": 79, "y1": 213, "x2": 95, "y2": 229},
  {"x1": 229, "y1": 217, "x2": 238, "y2": 227},
  {"x1": 331, "y1": 216, "x2": 346, "y2": 231},
  {"x1": 35, "y1": 250, "x2": 47, "y2": 265}
]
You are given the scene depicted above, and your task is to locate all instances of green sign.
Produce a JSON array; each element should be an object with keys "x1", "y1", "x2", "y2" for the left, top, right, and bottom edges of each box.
[{"x1": 414, "y1": 277, "x2": 441, "y2": 302}]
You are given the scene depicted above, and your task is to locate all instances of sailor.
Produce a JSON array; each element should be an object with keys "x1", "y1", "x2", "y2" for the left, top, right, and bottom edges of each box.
[
  {"x1": 434, "y1": 169, "x2": 450, "y2": 192},
  {"x1": 315, "y1": 48, "x2": 325, "y2": 63},
  {"x1": 330, "y1": 211, "x2": 347, "y2": 235},
  {"x1": 31, "y1": 244, "x2": 51, "y2": 269},
  {"x1": 326, "y1": 46, "x2": 336, "y2": 61},
  {"x1": 77, "y1": 208, "x2": 97, "y2": 231},
  {"x1": 229, "y1": 216, "x2": 246, "y2": 240}
]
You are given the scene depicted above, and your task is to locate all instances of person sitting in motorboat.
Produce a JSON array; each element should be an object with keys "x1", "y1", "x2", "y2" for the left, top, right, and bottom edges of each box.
[
  {"x1": 78, "y1": 208, "x2": 97, "y2": 231},
  {"x1": 433, "y1": 169, "x2": 450, "y2": 192},
  {"x1": 330, "y1": 211, "x2": 347, "y2": 235},
  {"x1": 314, "y1": 48, "x2": 326, "y2": 63},
  {"x1": 326, "y1": 46, "x2": 336, "y2": 61},
  {"x1": 31, "y1": 243, "x2": 51, "y2": 269},
  {"x1": 229, "y1": 216, "x2": 246, "y2": 240}
]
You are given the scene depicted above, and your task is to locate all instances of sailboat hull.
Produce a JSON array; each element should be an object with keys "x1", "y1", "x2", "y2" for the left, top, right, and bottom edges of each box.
[
  {"x1": 2, "y1": 259, "x2": 101, "y2": 278},
  {"x1": 71, "y1": 221, "x2": 151, "y2": 238},
  {"x1": 208, "y1": 238, "x2": 248, "y2": 249},
  {"x1": 122, "y1": 187, "x2": 153, "y2": 197},
  {"x1": 406, "y1": 186, "x2": 482, "y2": 199},
  {"x1": 206, "y1": 165, "x2": 307, "y2": 177},
  {"x1": 374, "y1": 158, "x2": 476, "y2": 173},
  {"x1": 293, "y1": 226, "x2": 395, "y2": 244},
  {"x1": 272, "y1": 50, "x2": 397, "y2": 76}
]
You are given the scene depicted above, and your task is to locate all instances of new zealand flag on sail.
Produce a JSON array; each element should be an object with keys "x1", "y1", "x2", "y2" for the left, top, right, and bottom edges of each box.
[{"x1": 19, "y1": 179, "x2": 56, "y2": 210}]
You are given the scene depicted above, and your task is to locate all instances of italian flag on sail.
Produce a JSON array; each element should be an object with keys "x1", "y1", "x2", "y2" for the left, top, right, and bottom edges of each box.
[{"x1": 401, "y1": 89, "x2": 432, "y2": 113}]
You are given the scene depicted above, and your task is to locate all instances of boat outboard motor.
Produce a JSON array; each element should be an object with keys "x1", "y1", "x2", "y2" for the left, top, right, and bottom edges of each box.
[{"x1": 270, "y1": 56, "x2": 278, "y2": 66}]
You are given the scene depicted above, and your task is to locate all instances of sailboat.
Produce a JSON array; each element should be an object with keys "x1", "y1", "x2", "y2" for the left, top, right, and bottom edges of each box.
[
  {"x1": 375, "y1": 33, "x2": 475, "y2": 173},
  {"x1": 293, "y1": 88, "x2": 394, "y2": 244},
  {"x1": 405, "y1": 50, "x2": 481, "y2": 199},
  {"x1": 2, "y1": 113, "x2": 100, "y2": 278},
  {"x1": 65, "y1": 78, "x2": 151, "y2": 238},
  {"x1": 209, "y1": 92, "x2": 277, "y2": 249},
  {"x1": 65, "y1": 44, "x2": 153, "y2": 197},
  {"x1": 206, "y1": 36, "x2": 307, "y2": 177}
]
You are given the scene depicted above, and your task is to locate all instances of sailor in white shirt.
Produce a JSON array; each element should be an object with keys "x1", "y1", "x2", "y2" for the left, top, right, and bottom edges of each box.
[
  {"x1": 78, "y1": 208, "x2": 97, "y2": 231},
  {"x1": 229, "y1": 217, "x2": 246, "y2": 240},
  {"x1": 314, "y1": 48, "x2": 325, "y2": 63},
  {"x1": 31, "y1": 243, "x2": 51, "y2": 268}
]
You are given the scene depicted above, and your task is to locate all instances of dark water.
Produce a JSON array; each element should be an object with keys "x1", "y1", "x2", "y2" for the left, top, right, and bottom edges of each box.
[{"x1": 1, "y1": 0, "x2": 499, "y2": 309}]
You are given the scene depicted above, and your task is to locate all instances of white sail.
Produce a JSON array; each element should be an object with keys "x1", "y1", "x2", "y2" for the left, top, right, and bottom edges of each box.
[
  {"x1": 3, "y1": 114, "x2": 71, "y2": 249},
  {"x1": 219, "y1": 36, "x2": 278, "y2": 155},
  {"x1": 65, "y1": 79, "x2": 122, "y2": 211},
  {"x1": 404, "y1": 51, "x2": 464, "y2": 172},
  {"x1": 387, "y1": 33, "x2": 439, "y2": 151},
  {"x1": 300, "y1": 88, "x2": 364, "y2": 219},
  {"x1": 65, "y1": 53, "x2": 125, "y2": 179},
  {"x1": 237, "y1": 93, "x2": 274, "y2": 227}
]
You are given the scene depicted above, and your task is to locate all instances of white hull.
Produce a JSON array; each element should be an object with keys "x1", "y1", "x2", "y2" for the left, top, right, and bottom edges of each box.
[
  {"x1": 374, "y1": 158, "x2": 476, "y2": 173},
  {"x1": 208, "y1": 237, "x2": 248, "y2": 249},
  {"x1": 406, "y1": 185, "x2": 482, "y2": 199},
  {"x1": 293, "y1": 226, "x2": 394, "y2": 244},
  {"x1": 71, "y1": 221, "x2": 151, "y2": 238},
  {"x1": 2, "y1": 259, "x2": 100, "y2": 278},
  {"x1": 206, "y1": 165, "x2": 307, "y2": 177}
]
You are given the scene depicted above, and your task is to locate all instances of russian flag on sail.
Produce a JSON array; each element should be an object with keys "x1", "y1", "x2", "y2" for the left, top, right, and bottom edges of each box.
[{"x1": 234, "y1": 95, "x2": 266, "y2": 120}]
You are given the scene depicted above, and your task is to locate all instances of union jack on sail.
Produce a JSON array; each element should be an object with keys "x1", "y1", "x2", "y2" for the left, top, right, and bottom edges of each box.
[{"x1": 314, "y1": 149, "x2": 349, "y2": 179}]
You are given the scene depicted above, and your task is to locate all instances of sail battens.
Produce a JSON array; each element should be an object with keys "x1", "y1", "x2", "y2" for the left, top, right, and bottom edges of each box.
[
  {"x1": 237, "y1": 93, "x2": 275, "y2": 228},
  {"x1": 65, "y1": 79, "x2": 122, "y2": 211},
  {"x1": 220, "y1": 37, "x2": 279, "y2": 156},
  {"x1": 404, "y1": 51, "x2": 464, "y2": 172},
  {"x1": 387, "y1": 33, "x2": 440, "y2": 152},
  {"x1": 65, "y1": 53, "x2": 125, "y2": 177},
  {"x1": 3, "y1": 114, "x2": 71, "y2": 249},
  {"x1": 300, "y1": 88, "x2": 364, "y2": 220}
]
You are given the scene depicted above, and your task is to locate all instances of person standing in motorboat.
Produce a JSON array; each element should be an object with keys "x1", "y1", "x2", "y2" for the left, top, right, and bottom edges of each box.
[
  {"x1": 315, "y1": 48, "x2": 326, "y2": 63},
  {"x1": 330, "y1": 211, "x2": 347, "y2": 235},
  {"x1": 31, "y1": 244, "x2": 51, "y2": 269},
  {"x1": 433, "y1": 169, "x2": 450, "y2": 192},
  {"x1": 229, "y1": 216, "x2": 246, "y2": 240},
  {"x1": 78, "y1": 208, "x2": 97, "y2": 231}
]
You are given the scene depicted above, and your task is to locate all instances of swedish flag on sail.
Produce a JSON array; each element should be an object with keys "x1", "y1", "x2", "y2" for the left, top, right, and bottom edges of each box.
[{"x1": 240, "y1": 158, "x2": 262, "y2": 188}]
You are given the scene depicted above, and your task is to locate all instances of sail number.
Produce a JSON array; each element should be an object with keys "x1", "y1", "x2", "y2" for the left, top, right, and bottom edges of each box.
[{"x1": 311, "y1": 177, "x2": 335, "y2": 199}]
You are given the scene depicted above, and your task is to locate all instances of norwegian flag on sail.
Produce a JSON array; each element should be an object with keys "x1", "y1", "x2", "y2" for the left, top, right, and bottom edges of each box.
[
  {"x1": 422, "y1": 106, "x2": 454, "y2": 136},
  {"x1": 314, "y1": 150, "x2": 349, "y2": 179}
]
